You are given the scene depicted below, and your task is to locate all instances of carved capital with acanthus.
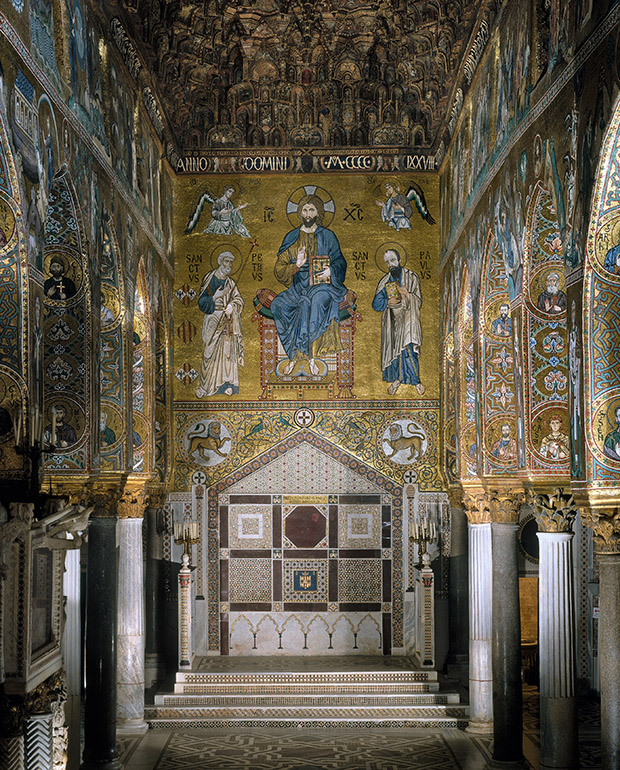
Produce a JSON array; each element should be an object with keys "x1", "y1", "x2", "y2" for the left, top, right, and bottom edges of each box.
[
  {"x1": 581, "y1": 507, "x2": 620, "y2": 554},
  {"x1": 489, "y1": 489, "x2": 526, "y2": 524},
  {"x1": 118, "y1": 485, "x2": 149, "y2": 519},
  {"x1": 89, "y1": 484, "x2": 123, "y2": 519},
  {"x1": 462, "y1": 490, "x2": 491, "y2": 524},
  {"x1": 531, "y1": 488, "x2": 577, "y2": 533}
]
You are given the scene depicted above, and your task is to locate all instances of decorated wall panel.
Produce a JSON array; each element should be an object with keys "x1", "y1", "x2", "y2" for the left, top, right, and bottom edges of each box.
[
  {"x1": 584, "y1": 94, "x2": 620, "y2": 485},
  {"x1": 521, "y1": 181, "x2": 569, "y2": 477},
  {"x1": 479, "y1": 231, "x2": 518, "y2": 476}
]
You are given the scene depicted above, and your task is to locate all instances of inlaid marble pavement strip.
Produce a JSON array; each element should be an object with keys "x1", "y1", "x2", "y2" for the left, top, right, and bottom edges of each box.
[{"x1": 121, "y1": 728, "x2": 493, "y2": 770}]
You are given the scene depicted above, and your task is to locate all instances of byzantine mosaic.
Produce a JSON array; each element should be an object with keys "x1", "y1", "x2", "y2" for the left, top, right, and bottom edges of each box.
[
  {"x1": 229, "y1": 559, "x2": 272, "y2": 603},
  {"x1": 229, "y1": 504, "x2": 272, "y2": 550},
  {"x1": 338, "y1": 504, "x2": 382, "y2": 549},
  {"x1": 225, "y1": 442, "x2": 384, "y2": 496},
  {"x1": 338, "y1": 559, "x2": 383, "y2": 603}
]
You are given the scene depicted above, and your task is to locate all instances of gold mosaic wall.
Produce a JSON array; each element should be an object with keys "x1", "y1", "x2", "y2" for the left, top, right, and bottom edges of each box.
[{"x1": 172, "y1": 172, "x2": 441, "y2": 491}]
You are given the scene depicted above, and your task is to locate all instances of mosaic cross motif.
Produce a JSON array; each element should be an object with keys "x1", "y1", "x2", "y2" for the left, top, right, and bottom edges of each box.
[
  {"x1": 192, "y1": 470, "x2": 207, "y2": 485},
  {"x1": 294, "y1": 408, "x2": 315, "y2": 427}
]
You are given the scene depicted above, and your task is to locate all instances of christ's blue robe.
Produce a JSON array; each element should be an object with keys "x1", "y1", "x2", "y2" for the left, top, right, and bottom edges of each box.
[{"x1": 271, "y1": 225, "x2": 347, "y2": 360}]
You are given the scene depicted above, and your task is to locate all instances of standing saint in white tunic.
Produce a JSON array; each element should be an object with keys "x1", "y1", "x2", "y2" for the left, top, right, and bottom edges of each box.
[
  {"x1": 196, "y1": 251, "x2": 244, "y2": 397},
  {"x1": 372, "y1": 248, "x2": 425, "y2": 396}
]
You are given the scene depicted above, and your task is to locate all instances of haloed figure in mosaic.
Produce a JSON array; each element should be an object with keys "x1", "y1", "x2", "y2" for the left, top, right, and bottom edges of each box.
[
  {"x1": 539, "y1": 416, "x2": 569, "y2": 460},
  {"x1": 537, "y1": 271, "x2": 566, "y2": 314},
  {"x1": 271, "y1": 195, "x2": 347, "y2": 376},
  {"x1": 491, "y1": 303, "x2": 512, "y2": 336},
  {"x1": 196, "y1": 251, "x2": 244, "y2": 398},
  {"x1": 491, "y1": 422, "x2": 517, "y2": 461},
  {"x1": 604, "y1": 406, "x2": 620, "y2": 461},
  {"x1": 372, "y1": 248, "x2": 424, "y2": 396},
  {"x1": 44, "y1": 255, "x2": 77, "y2": 300}
]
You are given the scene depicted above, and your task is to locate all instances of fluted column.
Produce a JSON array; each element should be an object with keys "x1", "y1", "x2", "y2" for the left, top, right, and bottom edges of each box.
[
  {"x1": 447, "y1": 489, "x2": 469, "y2": 677},
  {"x1": 533, "y1": 489, "x2": 578, "y2": 770},
  {"x1": 489, "y1": 489, "x2": 526, "y2": 767},
  {"x1": 463, "y1": 490, "x2": 493, "y2": 734},
  {"x1": 117, "y1": 485, "x2": 149, "y2": 732},
  {"x1": 80, "y1": 490, "x2": 121, "y2": 770},
  {"x1": 581, "y1": 505, "x2": 620, "y2": 770}
]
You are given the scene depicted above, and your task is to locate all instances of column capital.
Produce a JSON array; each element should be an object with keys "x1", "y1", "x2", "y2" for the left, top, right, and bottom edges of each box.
[
  {"x1": 462, "y1": 489, "x2": 491, "y2": 524},
  {"x1": 531, "y1": 488, "x2": 577, "y2": 533},
  {"x1": 581, "y1": 506, "x2": 620, "y2": 554},
  {"x1": 118, "y1": 485, "x2": 149, "y2": 519},
  {"x1": 89, "y1": 483, "x2": 124, "y2": 519},
  {"x1": 488, "y1": 489, "x2": 525, "y2": 524},
  {"x1": 146, "y1": 484, "x2": 169, "y2": 510}
]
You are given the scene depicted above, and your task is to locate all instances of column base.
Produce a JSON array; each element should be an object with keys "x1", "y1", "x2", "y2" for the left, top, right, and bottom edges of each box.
[
  {"x1": 117, "y1": 718, "x2": 149, "y2": 734},
  {"x1": 486, "y1": 760, "x2": 528, "y2": 770},
  {"x1": 80, "y1": 760, "x2": 122, "y2": 770},
  {"x1": 466, "y1": 719, "x2": 494, "y2": 735}
]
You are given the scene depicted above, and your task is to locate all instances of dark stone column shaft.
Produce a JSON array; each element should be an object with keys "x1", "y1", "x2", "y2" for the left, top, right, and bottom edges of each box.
[
  {"x1": 145, "y1": 507, "x2": 165, "y2": 685},
  {"x1": 80, "y1": 512, "x2": 120, "y2": 770},
  {"x1": 492, "y1": 522, "x2": 524, "y2": 764},
  {"x1": 447, "y1": 503, "x2": 469, "y2": 672},
  {"x1": 598, "y1": 553, "x2": 620, "y2": 770}
]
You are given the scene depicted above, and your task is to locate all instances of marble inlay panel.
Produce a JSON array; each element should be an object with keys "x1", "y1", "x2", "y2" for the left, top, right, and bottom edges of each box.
[
  {"x1": 283, "y1": 560, "x2": 328, "y2": 603},
  {"x1": 229, "y1": 559, "x2": 272, "y2": 603},
  {"x1": 338, "y1": 504, "x2": 381, "y2": 549},
  {"x1": 229, "y1": 504, "x2": 272, "y2": 550},
  {"x1": 338, "y1": 559, "x2": 382, "y2": 602}
]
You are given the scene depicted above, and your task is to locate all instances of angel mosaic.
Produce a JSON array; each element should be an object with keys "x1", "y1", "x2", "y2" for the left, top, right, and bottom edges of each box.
[
  {"x1": 184, "y1": 183, "x2": 251, "y2": 238},
  {"x1": 375, "y1": 179, "x2": 435, "y2": 232}
]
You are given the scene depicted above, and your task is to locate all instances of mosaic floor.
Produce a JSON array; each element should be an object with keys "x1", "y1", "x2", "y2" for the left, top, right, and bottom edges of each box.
[
  {"x1": 119, "y1": 728, "x2": 494, "y2": 770},
  {"x1": 190, "y1": 655, "x2": 426, "y2": 672}
]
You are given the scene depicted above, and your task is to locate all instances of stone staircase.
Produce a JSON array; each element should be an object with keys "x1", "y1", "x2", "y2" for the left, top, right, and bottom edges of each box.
[{"x1": 146, "y1": 659, "x2": 469, "y2": 729}]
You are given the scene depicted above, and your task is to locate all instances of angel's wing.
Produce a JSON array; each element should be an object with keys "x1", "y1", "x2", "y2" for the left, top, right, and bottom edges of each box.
[
  {"x1": 405, "y1": 183, "x2": 436, "y2": 225},
  {"x1": 184, "y1": 189, "x2": 216, "y2": 234}
]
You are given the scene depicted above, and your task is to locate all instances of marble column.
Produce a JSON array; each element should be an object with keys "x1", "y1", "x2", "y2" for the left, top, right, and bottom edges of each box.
[
  {"x1": 490, "y1": 490, "x2": 525, "y2": 767},
  {"x1": 447, "y1": 491, "x2": 469, "y2": 677},
  {"x1": 145, "y1": 504, "x2": 166, "y2": 686},
  {"x1": 62, "y1": 548, "x2": 81, "y2": 770},
  {"x1": 24, "y1": 713, "x2": 53, "y2": 770},
  {"x1": 533, "y1": 490, "x2": 578, "y2": 770},
  {"x1": 581, "y1": 506, "x2": 620, "y2": 770},
  {"x1": 463, "y1": 491, "x2": 493, "y2": 734},
  {"x1": 117, "y1": 486, "x2": 149, "y2": 732},
  {"x1": 80, "y1": 492, "x2": 121, "y2": 770}
]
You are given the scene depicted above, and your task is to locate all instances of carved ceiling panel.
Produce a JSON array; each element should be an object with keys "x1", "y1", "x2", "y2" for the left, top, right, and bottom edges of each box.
[{"x1": 112, "y1": 0, "x2": 493, "y2": 154}]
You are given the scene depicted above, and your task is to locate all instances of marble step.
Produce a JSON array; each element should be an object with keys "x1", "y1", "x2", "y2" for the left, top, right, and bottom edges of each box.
[
  {"x1": 155, "y1": 692, "x2": 461, "y2": 707},
  {"x1": 173, "y1": 669, "x2": 439, "y2": 695},
  {"x1": 145, "y1": 704, "x2": 470, "y2": 729}
]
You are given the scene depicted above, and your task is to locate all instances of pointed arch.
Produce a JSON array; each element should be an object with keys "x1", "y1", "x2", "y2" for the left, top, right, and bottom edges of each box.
[
  {"x1": 584, "y1": 93, "x2": 620, "y2": 481},
  {"x1": 0, "y1": 106, "x2": 29, "y2": 471},
  {"x1": 478, "y1": 231, "x2": 518, "y2": 475},
  {"x1": 99, "y1": 216, "x2": 129, "y2": 472},
  {"x1": 456, "y1": 265, "x2": 477, "y2": 479},
  {"x1": 132, "y1": 258, "x2": 153, "y2": 475},
  {"x1": 42, "y1": 165, "x2": 92, "y2": 476},
  {"x1": 521, "y1": 180, "x2": 569, "y2": 475}
]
